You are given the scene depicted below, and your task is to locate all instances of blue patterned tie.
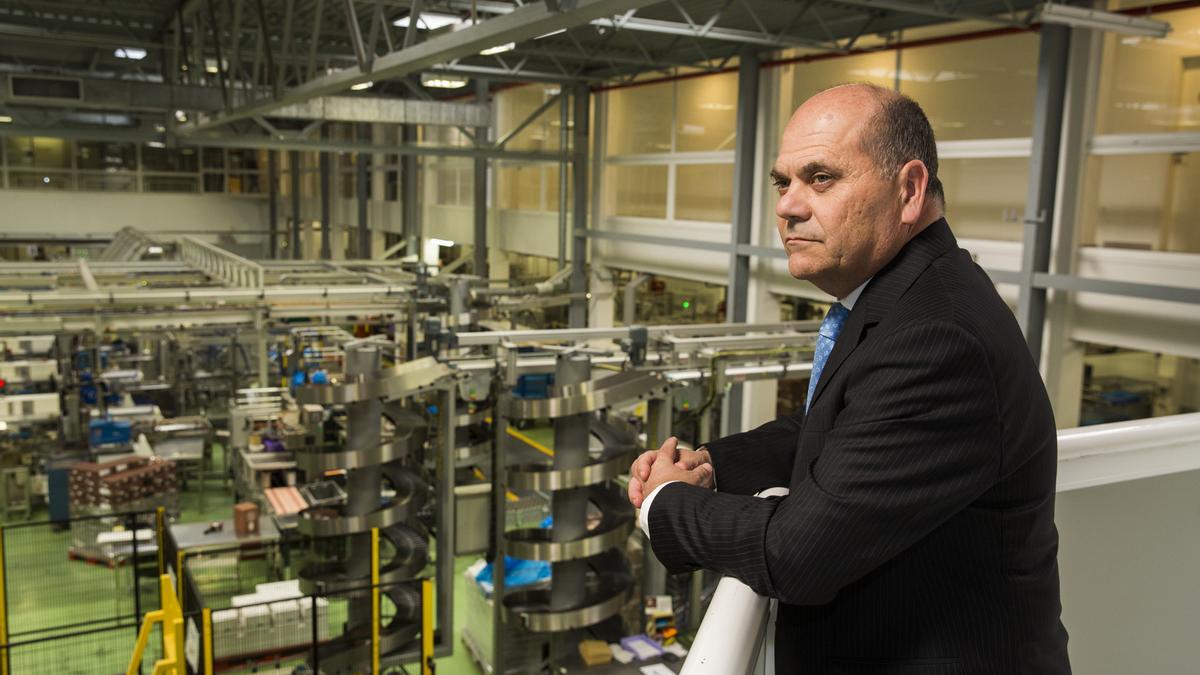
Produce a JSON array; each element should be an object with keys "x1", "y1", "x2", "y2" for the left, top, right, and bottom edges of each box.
[{"x1": 806, "y1": 302, "x2": 850, "y2": 412}]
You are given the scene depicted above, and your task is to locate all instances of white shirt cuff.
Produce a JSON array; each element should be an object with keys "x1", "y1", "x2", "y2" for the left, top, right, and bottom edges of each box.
[{"x1": 639, "y1": 480, "x2": 680, "y2": 539}]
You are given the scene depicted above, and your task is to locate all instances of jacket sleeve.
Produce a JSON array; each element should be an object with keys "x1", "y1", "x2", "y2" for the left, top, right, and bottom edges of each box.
[
  {"x1": 703, "y1": 412, "x2": 805, "y2": 496},
  {"x1": 647, "y1": 321, "x2": 1002, "y2": 606}
]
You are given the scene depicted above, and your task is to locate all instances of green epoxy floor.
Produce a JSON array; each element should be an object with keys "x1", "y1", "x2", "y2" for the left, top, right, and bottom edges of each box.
[{"x1": 0, "y1": 441, "x2": 490, "y2": 674}]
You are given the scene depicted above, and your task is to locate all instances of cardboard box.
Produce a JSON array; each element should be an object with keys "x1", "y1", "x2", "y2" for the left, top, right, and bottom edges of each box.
[{"x1": 233, "y1": 502, "x2": 260, "y2": 536}]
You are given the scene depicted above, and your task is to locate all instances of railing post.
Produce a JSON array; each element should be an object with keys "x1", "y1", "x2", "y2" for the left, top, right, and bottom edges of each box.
[
  {"x1": 202, "y1": 607, "x2": 213, "y2": 674},
  {"x1": 371, "y1": 527, "x2": 380, "y2": 675},
  {"x1": 0, "y1": 526, "x2": 8, "y2": 675},
  {"x1": 421, "y1": 577, "x2": 433, "y2": 675},
  {"x1": 155, "y1": 507, "x2": 165, "y2": 576}
]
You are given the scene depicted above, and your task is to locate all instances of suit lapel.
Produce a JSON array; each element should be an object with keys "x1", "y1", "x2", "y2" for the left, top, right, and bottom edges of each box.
[{"x1": 807, "y1": 218, "x2": 959, "y2": 411}]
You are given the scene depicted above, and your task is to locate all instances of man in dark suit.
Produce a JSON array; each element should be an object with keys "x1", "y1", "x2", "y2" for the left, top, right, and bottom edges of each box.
[{"x1": 627, "y1": 83, "x2": 1071, "y2": 673}]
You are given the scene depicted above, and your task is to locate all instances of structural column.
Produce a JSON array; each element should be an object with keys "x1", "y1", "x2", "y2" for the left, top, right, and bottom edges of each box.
[
  {"x1": 474, "y1": 80, "x2": 490, "y2": 278},
  {"x1": 569, "y1": 84, "x2": 590, "y2": 329},
  {"x1": 550, "y1": 353, "x2": 590, "y2": 610},
  {"x1": 319, "y1": 129, "x2": 332, "y2": 260},
  {"x1": 1017, "y1": 23, "x2": 1071, "y2": 362},
  {"x1": 357, "y1": 123, "x2": 371, "y2": 259},
  {"x1": 344, "y1": 343, "x2": 382, "y2": 621},
  {"x1": 290, "y1": 150, "x2": 302, "y2": 260},
  {"x1": 401, "y1": 124, "x2": 420, "y2": 259},
  {"x1": 268, "y1": 150, "x2": 278, "y2": 259},
  {"x1": 725, "y1": 52, "x2": 761, "y2": 433}
]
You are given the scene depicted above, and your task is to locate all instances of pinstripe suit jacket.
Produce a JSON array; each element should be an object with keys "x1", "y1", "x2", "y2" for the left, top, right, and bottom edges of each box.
[{"x1": 647, "y1": 219, "x2": 1071, "y2": 674}]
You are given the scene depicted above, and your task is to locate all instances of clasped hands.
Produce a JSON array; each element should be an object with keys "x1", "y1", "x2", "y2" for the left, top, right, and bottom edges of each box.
[{"x1": 626, "y1": 436, "x2": 715, "y2": 509}]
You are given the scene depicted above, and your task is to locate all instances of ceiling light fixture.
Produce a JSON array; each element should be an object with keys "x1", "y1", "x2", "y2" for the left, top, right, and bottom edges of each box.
[
  {"x1": 0, "y1": 115, "x2": 12, "y2": 124},
  {"x1": 174, "y1": 110, "x2": 188, "y2": 123},
  {"x1": 393, "y1": 13, "x2": 462, "y2": 30},
  {"x1": 1038, "y1": 3, "x2": 1171, "y2": 38},
  {"x1": 114, "y1": 47, "x2": 147, "y2": 60},
  {"x1": 535, "y1": 28, "x2": 566, "y2": 39},
  {"x1": 479, "y1": 42, "x2": 515, "y2": 56},
  {"x1": 350, "y1": 81, "x2": 374, "y2": 91},
  {"x1": 420, "y1": 72, "x2": 468, "y2": 89}
]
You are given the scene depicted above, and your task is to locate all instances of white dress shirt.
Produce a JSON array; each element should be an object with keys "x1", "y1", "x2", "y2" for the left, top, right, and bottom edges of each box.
[{"x1": 638, "y1": 278, "x2": 872, "y2": 539}]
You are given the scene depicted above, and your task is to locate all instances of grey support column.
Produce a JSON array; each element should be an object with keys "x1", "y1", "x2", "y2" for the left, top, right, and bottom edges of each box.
[
  {"x1": 290, "y1": 150, "x2": 302, "y2": 260},
  {"x1": 268, "y1": 150, "x2": 278, "y2": 259},
  {"x1": 474, "y1": 79, "x2": 489, "y2": 277},
  {"x1": 569, "y1": 84, "x2": 590, "y2": 329},
  {"x1": 401, "y1": 124, "x2": 419, "y2": 258},
  {"x1": 344, "y1": 343, "x2": 382, "y2": 620},
  {"x1": 357, "y1": 124, "x2": 371, "y2": 259},
  {"x1": 550, "y1": 353, "x2": 591, "y2": 610},
  {"x1": 725, "y1": 52, "x2": 761, "y2": 433},
  {"x1": 1017, "y1": 24, "x2": 1071, "y2": 362},
  {"x1": 558, "y1": 94, "x2": 570, "y2": 269},
  {"x1": 319, "y1": 129, "x2": 332, "y2": 260}
]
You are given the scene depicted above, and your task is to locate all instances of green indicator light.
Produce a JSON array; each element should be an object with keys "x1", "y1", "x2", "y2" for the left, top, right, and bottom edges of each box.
[{"x1": 681, "y1": 300, "x2": 690, "y2": 309}]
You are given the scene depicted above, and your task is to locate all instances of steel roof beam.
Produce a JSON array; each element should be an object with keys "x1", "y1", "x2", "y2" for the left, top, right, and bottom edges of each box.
[{"x1": 177, "y1": 0, "x2": 656, "y2": 132}]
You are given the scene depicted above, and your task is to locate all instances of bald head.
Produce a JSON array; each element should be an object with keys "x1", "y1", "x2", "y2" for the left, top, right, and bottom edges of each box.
[
  {"x1": 790, "y1": 83, "x2": 944, "y2": 208},
  {"x1": 770, "y1": 83, "x2": 944, "y2": 297}
]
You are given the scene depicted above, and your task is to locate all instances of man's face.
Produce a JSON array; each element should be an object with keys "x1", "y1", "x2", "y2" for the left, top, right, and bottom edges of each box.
[{"x1": 771, "y1": 88, "x2": 908, "y2": 298}]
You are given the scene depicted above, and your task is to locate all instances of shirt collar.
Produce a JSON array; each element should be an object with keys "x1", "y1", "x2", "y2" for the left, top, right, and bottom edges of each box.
[{"x1": 839, "y1": 277, "x2": 871, "y2": 311}]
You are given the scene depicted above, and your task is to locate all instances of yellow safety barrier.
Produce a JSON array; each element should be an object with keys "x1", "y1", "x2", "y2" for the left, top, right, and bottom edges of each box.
[
  {"x1": 127, "y1": 574, "x2": 185, "y2": 675},
  {"x1": 202, "y1": 608, "x2": 213, "y2": 674},
  {"x1": 0, "y1": 527, "x2": 8, "y2": 675},
  {"x1": 371, "y1": 527, "x2": 380, "y2": 675},
  {"x1": 155, "y1": 507, "x2": 166, "y2": 576},
  {"x1": 421, "y1": 578, "x2": 434, "y2": 675}
]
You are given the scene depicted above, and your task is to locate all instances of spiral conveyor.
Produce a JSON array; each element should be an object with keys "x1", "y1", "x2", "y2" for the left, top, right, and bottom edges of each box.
[
  {"x1": 292, "y1": 349, "x2": 451, "y2": 672},
  {"x1": 500, "y1": 356, "x2": 668, "y2": 635}
]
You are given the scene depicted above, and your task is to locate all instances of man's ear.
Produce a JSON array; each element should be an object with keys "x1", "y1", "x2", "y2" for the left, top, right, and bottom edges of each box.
[{"x1": 897, "y1": 159, "x2": 929, "y2": 226}]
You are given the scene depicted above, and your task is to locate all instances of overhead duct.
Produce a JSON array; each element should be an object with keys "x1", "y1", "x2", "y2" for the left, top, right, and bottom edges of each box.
[{"x1": 8, "y1": 74, "x2": 82, "y2": 103}]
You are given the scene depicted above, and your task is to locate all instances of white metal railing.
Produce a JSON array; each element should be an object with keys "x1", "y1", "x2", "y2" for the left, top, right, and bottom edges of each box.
[
  {"x1": 1057, "y1": 412, "x2": 1200, "y2": 492},
  {"x1": 179, "y1": 236, "x2": 265, "y2": 288}
]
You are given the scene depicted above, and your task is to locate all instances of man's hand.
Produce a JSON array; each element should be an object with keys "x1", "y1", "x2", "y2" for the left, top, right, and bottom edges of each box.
[{"x1": 627, "y1": 437, "x2": 714, "y2": 508}]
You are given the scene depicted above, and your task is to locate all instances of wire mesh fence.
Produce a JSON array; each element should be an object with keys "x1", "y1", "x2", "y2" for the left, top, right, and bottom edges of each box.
[
  {"x1": 3, "y1": 511, "x2": 158, "y2": 634},
  {"x1": 5, "y1": 619, "x2": 163, "y2": 675},
  {"x1": 203, "y1": 580, "x2": 427, "y2": 675},
  {"x1": 0, "y1": 510, "x2": 161, "y2": 674}
]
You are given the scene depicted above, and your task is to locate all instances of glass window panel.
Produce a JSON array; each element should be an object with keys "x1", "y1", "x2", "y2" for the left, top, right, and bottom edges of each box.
[
  {"x1": 142, "y1": 145, "x2": 198, "y2": 172},
  {"x1": 1079, "y1": 152, "x2": 1200, "y2": 253},
  {"x1": 78, "y1": 173, "x2": 136, "y2": 192},
  {"x1": 203, "y1": 173, "x2": 225, "y2": 193},
  {"x1": 676, "y1": 72, "x2": 737, "y2": 152},
  {"x1": 9, "y1": 171, "x2": 71, "y2": 190},
  {"x1": 675, "y1": 164, "x2": 734, "y2": 222},
  {"x1": 76, "y1": 142, "x2": 135, "y2": 171},
  {"x1": 1095, "y1": 6, "x2": 1200, "y2": 134},
  {"x1": 5, "y1": 137, "x2": 70, "y2": 169},
  {"x1": 938, "y1": 157, "x2": 1028, "y2": 241},
  {"x1": 898, "y1": 32, "x2": 1038, "y2": 140},
  {"x1": 606, "y1": 81, "x2": 674, "y2": 155},
  {"x1": 498, "y1": 164, "x2": 546, "y2": 211},
  {"x1": 497, "y1": 85, "x2": 563, "y2": 152},
  {"x1": 202, "y1": 148, "x2": 225, "y2": 169},
  {"x1": 606, "y1": 165, "x2": 668, "y2": 218},
  {"x1": 143, "y1": 175, "x2": 199, "y2": 192}
]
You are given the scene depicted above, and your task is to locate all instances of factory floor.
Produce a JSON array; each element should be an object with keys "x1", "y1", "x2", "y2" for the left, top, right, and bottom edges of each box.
[{"x1": 0, "y1": 443, "x2": 493, "y2": 675}]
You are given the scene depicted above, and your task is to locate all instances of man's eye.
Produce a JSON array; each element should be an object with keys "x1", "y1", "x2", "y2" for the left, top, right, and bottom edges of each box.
[
  {"x1": 812, "y1": 173, "x2": 833, "y2": 185},
  {"x1": 772, "y1": 177, "x2": 789, "y2": 190}
]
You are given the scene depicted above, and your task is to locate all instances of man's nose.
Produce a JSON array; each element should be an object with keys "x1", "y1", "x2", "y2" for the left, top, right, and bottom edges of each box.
[{"x1": 776, "y1": 185, "x2": 812, "y2": 224}]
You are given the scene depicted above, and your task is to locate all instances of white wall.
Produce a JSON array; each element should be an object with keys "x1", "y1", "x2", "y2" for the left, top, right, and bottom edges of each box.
[
  {"x1": 1056, "y1": 469, "x2": 1200, "y2": 674},
  {"x1": 0, "y1": 189, "x2": 267, "y2": 246}
]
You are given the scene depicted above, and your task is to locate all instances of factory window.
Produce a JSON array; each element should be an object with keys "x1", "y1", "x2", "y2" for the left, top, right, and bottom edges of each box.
[
  {"x1": 76, "y1": 141, "x2": 136, "y2": 172},
  {"x1": 607, "y1": 80, "x2": 674, "y2": 155},
  {"x1": 776, "y1": 51, "x2": 895, "y2": 140},
  {"x1": 675, "y1": 72, "x2": 738, "y2": 152},
  {"x1": 1078, "y1": 152, "x2": 1200, "y2": 253},
  {"x1": 675, "y1": 164, "x2": 733, "y2": 222},
  {"x1": 896, "y1": 32, "x2": 1038, "y2": 141},
  {"x1": 498, "y1": 163, "x2": 556, "y2": 211},
  {"x1": 1080, "y1": 344, "x2": 1200, "y2": 424},
  {"x1": 4, "y1": 136, "x2": 70, "y2": 169},
  {"x1": 606, "y1": 164, "x2": 668, "y2": 219},
  {"x1": 937, "y1": 157, "x2": 1029, "y2": 242},
  {"x1": 496, "y1": 84, "x2": 563, "y2": 152},
  {"x1": 1094, "y1": 5, "x2": 1200, "y2": 135}
]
